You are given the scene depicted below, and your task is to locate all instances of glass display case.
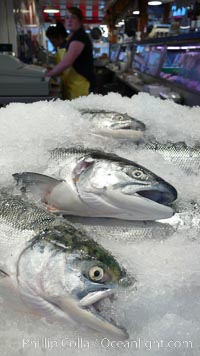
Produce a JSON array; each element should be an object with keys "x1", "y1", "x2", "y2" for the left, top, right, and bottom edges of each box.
[
  {"x1": 160, "y1": 46, "x2": 200, "y2": 93},
  {"x1": 106, "y1": 33, "x2": 200, "y2": 105},
  {"x1": 130, "y1": 33, "x2": 200, "y2": 105},
  {"x1": 145, "y1": 45, "x2": 166, "y2": 76},
  {"x1": 109, "y1": 43, "x2": 120, "y2": 63},
  {"x1": 132, "y1": 44, "x2": 149, "y2": 72},
  {"x1": 118, "y1": 44, "x2": 132, "y2": 63},
  {"x1": 116, "y1": 44, "x2": 133, "y2": 72},
  {"x1": 132, "y1": 44, "x2": 166, "y2": 76}
]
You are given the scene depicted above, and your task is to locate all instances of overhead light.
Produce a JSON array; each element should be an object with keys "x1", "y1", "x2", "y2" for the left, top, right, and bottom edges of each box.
[
  {"x1": 167, "y1": 46, "x2": 181, "y2": 50},
  {"x1": 181, "y1": 45, "x2": 200, "y2": 49},
  {"x1": 180, "y1": 25, "x2": 190, "y2": 29},
  {"x1": 21, "y1": 9, "x2": 30, "y2": 13},
  {"x1": 133, "y1": 10, "x2": 140, "y2": 15},
  {"x1": 43, "y1": 1, "x2": 60, "y2": 14},
  {"x1": 24, "y1": 24, "x2": 38, "y2": 27},
  {"x1": 148, "y1": 1, "x2": 162, "y2": 5},
  {"x1": 43, "y1": 8, "x2": 60, "y2": 14}
]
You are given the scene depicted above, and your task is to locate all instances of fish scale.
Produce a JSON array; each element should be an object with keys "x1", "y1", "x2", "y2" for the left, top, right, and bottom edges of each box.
[
  {"x1": 0, "y1": 190, "x2": 54, "y2": 231},
  {"x1": 50, "y1": 146, "x2": 86, "y2": 160},
  {"x1": 65, "y1": 216, "x2": 176, "y2": 242},
  {"x1": 144, "y1": 142, "x2": 200, "y2": 174}
]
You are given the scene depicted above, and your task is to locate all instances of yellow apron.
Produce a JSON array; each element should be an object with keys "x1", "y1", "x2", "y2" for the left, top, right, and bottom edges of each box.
[{"x1": 56, "y1": 47, "x2": 90, "y2": 100}]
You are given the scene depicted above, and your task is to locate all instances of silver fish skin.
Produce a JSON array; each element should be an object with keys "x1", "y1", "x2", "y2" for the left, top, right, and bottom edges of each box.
[
  {"x1": 0, "y1": 191, "x2": 130, "y2": 340},
  {"x1": 13, "y1": 147, "x2": 177, "y2": 221},
  {"x1": 79, "y1": 110, "x2": 146, "y2": 141},
  {"x1": 144, "y1": 141, "x2": 200, "y2": 175}
]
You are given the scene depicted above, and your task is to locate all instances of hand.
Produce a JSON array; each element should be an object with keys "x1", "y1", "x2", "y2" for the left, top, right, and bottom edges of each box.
[{"x1": 45, "y1": 71, "x2": 51, "y2": 77}]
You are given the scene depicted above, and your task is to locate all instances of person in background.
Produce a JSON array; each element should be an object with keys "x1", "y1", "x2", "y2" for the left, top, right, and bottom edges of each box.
[
  {"x1": 45, "y1": 7, "x2": 95, "y2": 100},
  {"x1": 46, "y1": 22, "x2": 68, "y2": 54},
  {"x1": 46, "y1": 22, "x2": 68, "y2": 96}
]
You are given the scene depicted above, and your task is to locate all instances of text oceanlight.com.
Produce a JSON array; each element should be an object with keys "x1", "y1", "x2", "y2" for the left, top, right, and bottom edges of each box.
[{"x1": 22, "y1": 337, "x2": 193, "y2": 351}]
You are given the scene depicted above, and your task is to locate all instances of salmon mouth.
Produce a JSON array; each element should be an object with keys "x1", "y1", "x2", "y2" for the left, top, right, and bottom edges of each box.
[
  {"x1": 46, "y1": 289, "x2": 129, "y2": 340},
  {"x1": 137, "y1": 189, "x2": 177, "y2": 205},
  {"x1": 78, "y1": 289, "x2": 129, "y2": 340},
  {"x1": 136, "y1": 181, "x2": 177, "y2": 206}
]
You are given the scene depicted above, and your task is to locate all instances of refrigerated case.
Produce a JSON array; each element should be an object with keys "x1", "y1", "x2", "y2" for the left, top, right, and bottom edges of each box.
[
  {"x1": 107, "y1": 43, "x2": 133, "y2": 72},
  {"x1": 118, "y1": 43, "x2": 133, "y2": 72},
  {"x1": 160, "y1": 46, "x2": 200, "y2": 94},
  {"x1": 142, "y1": 45, "x2": 166, "y2": 76},
  {"x1": 109, "y1": 43, "x2": 120, "y2": 63},
  {"x1": 117, "y1": 33, "x2": 200, "y2": 106},
  {"x1": 131, "y1": 44, "x2": 149, "y2": 73}
]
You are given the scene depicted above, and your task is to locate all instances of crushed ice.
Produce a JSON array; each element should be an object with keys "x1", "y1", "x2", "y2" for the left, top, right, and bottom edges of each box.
[{"x1": 0, "y1": 93, "x2": 200, "y2": 355}]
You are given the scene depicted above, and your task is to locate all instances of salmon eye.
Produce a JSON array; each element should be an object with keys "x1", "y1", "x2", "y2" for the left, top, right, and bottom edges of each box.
[
  {"x1": 132, "y1": 169, "x2": 147, "y2": 180},
  {"x1": 115, "y1": 114, "x2": 124, "y2": 121},
  {"x1": 88, "y1": 266, "x2": 104, "y2": 282}
]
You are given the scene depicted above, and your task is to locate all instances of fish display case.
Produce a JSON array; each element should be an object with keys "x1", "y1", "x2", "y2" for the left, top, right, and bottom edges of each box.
[
  {"x1": 109, "y1": 43, "x2": 121, "y2": 63},
  {"x1": 105, "y1": 43, "x2": 121, "y2": 74},
  {"x1": 160, "y1": 45, "x2": 200, "y2": 94},
  {"x1": 106, "y1": 43, "x2": 133, "y2": 72},
  {"x1": 114, "y1": 32, "x2": 200, "y2": 106},
  {"x1": 144, "y1": 45, "x2": 166, "y2": 77},
  {"x1": 115, "y1": 43, "x2": 167, "y2": 98},
  {"x1": 118, "y1": 43, "x2": 133, "y2": 72},
  {"x1": 131, "y1": 44, "x2": 150, "y2": 73},
  {"x1": 103, "y1": 43, "x2": 134, "y2": 95}
]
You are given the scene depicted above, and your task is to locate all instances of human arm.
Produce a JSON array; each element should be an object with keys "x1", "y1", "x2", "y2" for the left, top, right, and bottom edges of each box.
[{"x1": 45, "y1": 41, "x2": 85, "y2": 77}]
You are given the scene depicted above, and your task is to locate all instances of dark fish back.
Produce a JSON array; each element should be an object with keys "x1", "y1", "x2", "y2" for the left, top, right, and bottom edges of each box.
[{"x1": 50, "y1": 146, "x2": 151, "y2": 170}]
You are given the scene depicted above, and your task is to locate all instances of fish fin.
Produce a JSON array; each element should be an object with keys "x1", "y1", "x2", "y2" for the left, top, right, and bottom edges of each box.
[
  {"x1": 13, "y1": 172, "x2": 63, "y2": 202},
  {"x1": 0, "y1": 269, "x2": 9, "y2": 279}
]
